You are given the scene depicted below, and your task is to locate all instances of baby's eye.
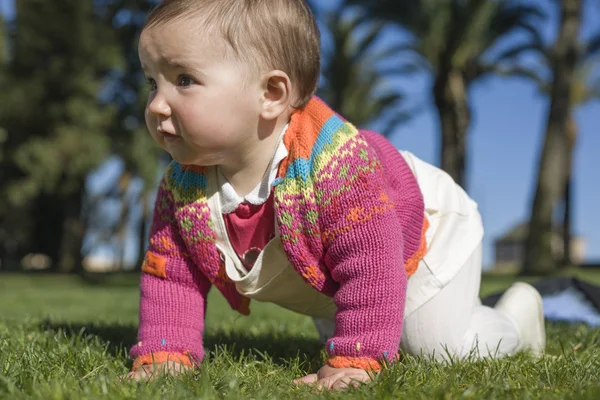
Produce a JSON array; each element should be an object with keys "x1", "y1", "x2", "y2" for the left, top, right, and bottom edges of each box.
[
  {"x1": 145, "y1": 77, "x2": 157, "y2": 91},
  {"x1": 178, "y1": 75, "x2": 196, "y2": 87}
]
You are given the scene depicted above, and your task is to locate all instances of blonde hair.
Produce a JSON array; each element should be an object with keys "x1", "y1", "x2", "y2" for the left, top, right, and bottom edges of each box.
[{"x1": 143, "y1": 0, "x2": 321, "y2": 108}]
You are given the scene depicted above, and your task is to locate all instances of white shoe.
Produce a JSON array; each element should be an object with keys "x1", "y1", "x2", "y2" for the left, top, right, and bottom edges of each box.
[{"x1": 494, "y1": 282, "x2": 546, "y2": 356}]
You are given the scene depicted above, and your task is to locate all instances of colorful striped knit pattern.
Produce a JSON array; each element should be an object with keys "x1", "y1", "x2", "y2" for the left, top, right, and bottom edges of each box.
[{"x1": 130, "y1": 97, "x2": 426, "y2": 371}]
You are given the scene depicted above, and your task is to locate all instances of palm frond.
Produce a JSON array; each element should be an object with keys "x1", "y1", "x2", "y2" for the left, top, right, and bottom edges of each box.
[
  {"x1": 478, "y1": 3, "x2": 546, "y2": 61},
  {"x1": 489, "y1": 41, "x2": 546, "y2": 64},
  {"x1": 378, "y1": 111, "x2": 413, "y2": 137},
  {"x1": 495, "y1": 65, "x2": 550, "y2": 91},
  {"x1": 350, "y1": 0, "x2": 546, "y2": 76},
  {"x1": 585, "y1": 77, "x2": 600, "y2": 102},
  {"x1": 487, "y1": 4, "x2": 546, "y2": 42},
  {"x1": 463, "y1": 61, "x2": 500, "y2": 82},
  {"x1": 446, "y1": 0, "x2": 495, "y2": 68},
  {"x1": 419, "y1": 2, "x2": 454, "y2": 67},
  {"x1": 583, "y1": 32, "x2": 600, "y2": 60},
  {"x1": 372, "y1": 92, "x2": 404, "y2": 111},
  {"x1": 320, "y1": 3, "x2": 411, "y2": 129},
  {"x1": 361, "y1": 42, "x2": 431, "y2": 74},
  {"x1": 350, "y1": 20, "x2": 387, "y2": 64},
  {"x1": 570, "y1": 57, "x2": 600, "y2": 105},
  {"x1": 368, "y1": 42, "x2": 424, "y2": 61},
  {"x1": 377, "y1": 61, "x2": 429, "y2": 77},
  {"x1": 346, "y1": 0, "x2": 426, "y2": 35}
]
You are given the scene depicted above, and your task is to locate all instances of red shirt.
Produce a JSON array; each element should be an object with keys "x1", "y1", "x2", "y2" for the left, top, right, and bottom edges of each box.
[{"x1": 223, "y1": 189, "x2": 275, "y2": 270}]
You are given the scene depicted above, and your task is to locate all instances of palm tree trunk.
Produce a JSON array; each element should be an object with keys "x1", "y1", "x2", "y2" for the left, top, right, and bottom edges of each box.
[
  {"x1": 521, "y1": 0, "x2": 581, "y2": 275},
  {"x1": 135, "y1": 189, "x2": 150, "y2": 271},
  {"x1": 31, "y1": 188, "x2": 84, "y2": 273},
  {"x1": 433, "y1": 70, "x2": 471, "y2": 189},
  {"x1": 562, "y1": 114, "x2": 577, "y2": 268},
  {"x1": 563, "y1": 174, "x2": 572, "y2": 267},
  {"x1": 116, "y1": 171, "x2": 133, "y2": 270},
  {"x1": 32, "y1": 193, "x2": 63, "y2": 267},
  {"x1": 57, "y1": 184, "x2": 86, "y2": 273}
]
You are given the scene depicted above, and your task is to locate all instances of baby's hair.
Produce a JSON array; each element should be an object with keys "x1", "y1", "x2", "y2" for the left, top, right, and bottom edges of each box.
[{"x1": 143, "y1": 0, "x2": 321, "y2": 108}]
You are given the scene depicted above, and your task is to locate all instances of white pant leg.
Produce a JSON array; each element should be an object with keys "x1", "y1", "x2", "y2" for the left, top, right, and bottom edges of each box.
[
  {"x1": 400, "y1": 244, "x2": 519, "y2": 361},
  {"x1": 313, "y1": 244, "x2": 520, "y2": 360}
]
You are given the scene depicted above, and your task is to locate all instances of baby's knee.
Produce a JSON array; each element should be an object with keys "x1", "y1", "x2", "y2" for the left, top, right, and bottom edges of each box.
[{"x1": 400, "y1": 336, "x2": 464, "y2": 362}]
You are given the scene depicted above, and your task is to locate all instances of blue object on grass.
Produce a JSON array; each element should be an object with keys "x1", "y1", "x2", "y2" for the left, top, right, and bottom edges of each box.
[
  {"x1": 482, "y1": 276, "x2": 600, "y2": 327},
  {"x1": 542, "y1": 287, "x2": 600, "y2": 327}
]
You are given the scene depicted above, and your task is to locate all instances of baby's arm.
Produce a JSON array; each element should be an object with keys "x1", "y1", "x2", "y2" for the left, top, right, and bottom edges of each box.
[
  {"x1": 295, "y1": 160, "x2": 409, "y2": 388},
  {"x1": 324, "y1": 207, "x2": 406, "y2": 371},
  {"x1": 316, "y1": 139, "x2": 416, "y2": 372},
  {"x1": 128, "y1": 176, "x2": 211, "y2": 377}
]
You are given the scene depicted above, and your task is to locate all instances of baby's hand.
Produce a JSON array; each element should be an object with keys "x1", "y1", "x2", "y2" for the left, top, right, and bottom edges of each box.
[
  {"x1": 122, "y1": 360, "x2": 191, "y2": 382},
  {"x1": 294, "y1": 364, "x2": 372, "y2": 390}
]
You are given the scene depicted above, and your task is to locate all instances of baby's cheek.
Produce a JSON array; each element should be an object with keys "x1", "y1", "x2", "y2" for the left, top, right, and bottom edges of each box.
[{"x1": 144, "y1": 109, "x2": 155, "y2": 129}]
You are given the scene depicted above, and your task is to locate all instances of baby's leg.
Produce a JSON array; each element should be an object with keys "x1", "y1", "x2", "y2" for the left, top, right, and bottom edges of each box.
[{"x1": 400, "y1": 245, "x2": 521, "y2": 361}]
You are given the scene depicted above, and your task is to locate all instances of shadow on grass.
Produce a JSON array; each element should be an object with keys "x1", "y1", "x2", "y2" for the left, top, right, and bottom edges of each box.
[
  {"x1": 204, "y1": 330, "x2": 323, "y2": 367},
  {"x1": 39, "y1": 320, "x2": 138, "y2": 361},
  {"x1": 79, "y1": 272, "x2": 141, "y2": 288},
  {"x1": 38, "y1": 320, "x2": 323, "y2": 368}
]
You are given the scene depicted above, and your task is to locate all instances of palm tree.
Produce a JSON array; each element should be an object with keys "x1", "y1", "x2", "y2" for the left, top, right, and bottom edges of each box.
[
  {"x1": 0, "y1": 14, "x2": 6, "y2": 66},
  {"x1": 316, "y1": 2, "x2": 411, "y2": 136},
  {"x1": 509, "y1": 0, "x2": 599, "y2": 274},
  {"x1": 101, "y1": 0, "x2": 163, "y2": 270},
  {"x1": 521, "y1": 0, "x2": 582, "y2": 275},
  {"x1": 533, "y1": 61, "x2": 599, "y2": 270},
  {"x1": 0, "y1": 14, "x2": 8, "y2": 266},
  {"x1": 559, "y1": 61, "x2": 600, "y2": 268},
  {"x1": 508, "y1": 59, "x2": 600, "y2": 270},
  {"x1": 348, "y1": 0, "x2": 545, "y2": 189}
]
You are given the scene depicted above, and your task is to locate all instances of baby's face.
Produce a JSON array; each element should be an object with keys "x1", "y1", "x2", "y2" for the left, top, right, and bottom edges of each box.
[{"x1": 138, "y1": 21, "x2": 263, "y2": 166}]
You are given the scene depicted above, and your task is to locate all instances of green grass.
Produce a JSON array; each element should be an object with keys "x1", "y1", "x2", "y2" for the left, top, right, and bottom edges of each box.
[{"x1": 1, "y1": 272, "x2": 599, "y2": 399}]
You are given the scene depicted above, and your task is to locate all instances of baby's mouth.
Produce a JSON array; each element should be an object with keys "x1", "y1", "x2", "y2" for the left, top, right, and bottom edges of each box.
[{"x1": 157, "y1": 128, "x2": 182, "y2": 141}]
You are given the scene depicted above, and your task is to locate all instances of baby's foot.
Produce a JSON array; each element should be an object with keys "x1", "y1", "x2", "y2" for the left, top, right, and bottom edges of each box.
[{"x1": 494, "y1": 282, "x2": 546, "y2": 356}]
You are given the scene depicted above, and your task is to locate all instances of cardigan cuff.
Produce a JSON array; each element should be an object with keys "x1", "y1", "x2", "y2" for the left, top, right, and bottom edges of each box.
[
  {"x1": 132, "y1": 351, "x2": 194, "y2": 371},
  {"x1": 327, "y1": 355, "x2": 383, "y2": 371}
]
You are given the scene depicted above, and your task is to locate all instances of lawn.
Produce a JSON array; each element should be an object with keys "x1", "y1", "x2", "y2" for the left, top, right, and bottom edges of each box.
[{"x1": 1, "y1": 272, "x2": 599, "y2": 399}]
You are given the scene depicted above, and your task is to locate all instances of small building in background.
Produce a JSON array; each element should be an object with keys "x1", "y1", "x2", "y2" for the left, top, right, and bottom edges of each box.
[
  {"x1": 492, "y1": 222, "x2": 587, "y2": 273},
  {"x1": 82, "y1": 254, "x2": 122, "y2": 273}
]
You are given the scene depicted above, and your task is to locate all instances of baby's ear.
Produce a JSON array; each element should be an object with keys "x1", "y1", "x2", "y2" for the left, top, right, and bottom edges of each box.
[{"x1": 260, "y1": 70, "x2": 293, "y2": 120}]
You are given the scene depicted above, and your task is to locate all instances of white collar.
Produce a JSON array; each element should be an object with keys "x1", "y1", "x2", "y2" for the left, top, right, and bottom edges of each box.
[{"x1": 219, "y1": 124, "x2": 289, "y2": 214}]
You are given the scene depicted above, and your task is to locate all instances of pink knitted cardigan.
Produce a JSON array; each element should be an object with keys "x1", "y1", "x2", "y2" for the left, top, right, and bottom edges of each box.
[{"x1": 130, "y1": 97, "x2": 426, "y2": 371}]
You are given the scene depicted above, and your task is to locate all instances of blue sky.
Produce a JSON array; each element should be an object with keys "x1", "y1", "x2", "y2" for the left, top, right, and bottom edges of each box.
[{"x1": 1, "y1": 0, "x2": 598, "y2": 267}]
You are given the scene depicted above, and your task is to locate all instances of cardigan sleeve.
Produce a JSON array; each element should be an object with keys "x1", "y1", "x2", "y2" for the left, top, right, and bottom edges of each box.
[
  {"x1": 129, "y1": 175, "x2": 211, "y2": 369},
  {"x1": 317, "y1": 135, "x2": 424, "y2": 371},
  {"x1": 322, "y1": 198, "x2": 406, "y2": 370}
]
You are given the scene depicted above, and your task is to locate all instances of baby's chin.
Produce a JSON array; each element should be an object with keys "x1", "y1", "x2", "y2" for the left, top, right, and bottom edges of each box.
[{"x1": 169, "y1": 151, "x2": 220, "y2": 168}]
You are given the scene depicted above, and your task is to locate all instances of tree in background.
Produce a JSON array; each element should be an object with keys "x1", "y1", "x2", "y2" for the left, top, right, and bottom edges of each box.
[
  {"x1": 0, "y1": 12, "x2": 7, "y2": 172},
  {"x1": 1, "y1": 0, "x2": 165, "y2": 272},
  {"x1": 348, "y1": 0, "x2": 545, "y2": 189},
  {"x1": 103, "y1": 0, "x2": 164, "y2": 269},
  {"x1": 316, "y1": 2, "x2": 410, "y2": 136},
  {"x1": 519, "y1": 0, "x2": 600, "y2": 274},
  {"x1": 506, "y1": 57, "x2": 600, "y2": 271},
  {"x1": 0, "y1": 0, "x2": 121, "y2": 272},
  {"x1": 0, "y1": 13, "x2": 11, "y2": 266},
  {"x1": 558, "y1": 58, "x2": 600, "y2": 268},
  {"x1": 0, "y1": 13, "x2": 5, "y2": 66}
]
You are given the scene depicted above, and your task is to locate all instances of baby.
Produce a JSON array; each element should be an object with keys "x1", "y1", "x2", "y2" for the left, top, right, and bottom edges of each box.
[{"x1": 126, "y1": 0, "x2": 546, "y2": 390}]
